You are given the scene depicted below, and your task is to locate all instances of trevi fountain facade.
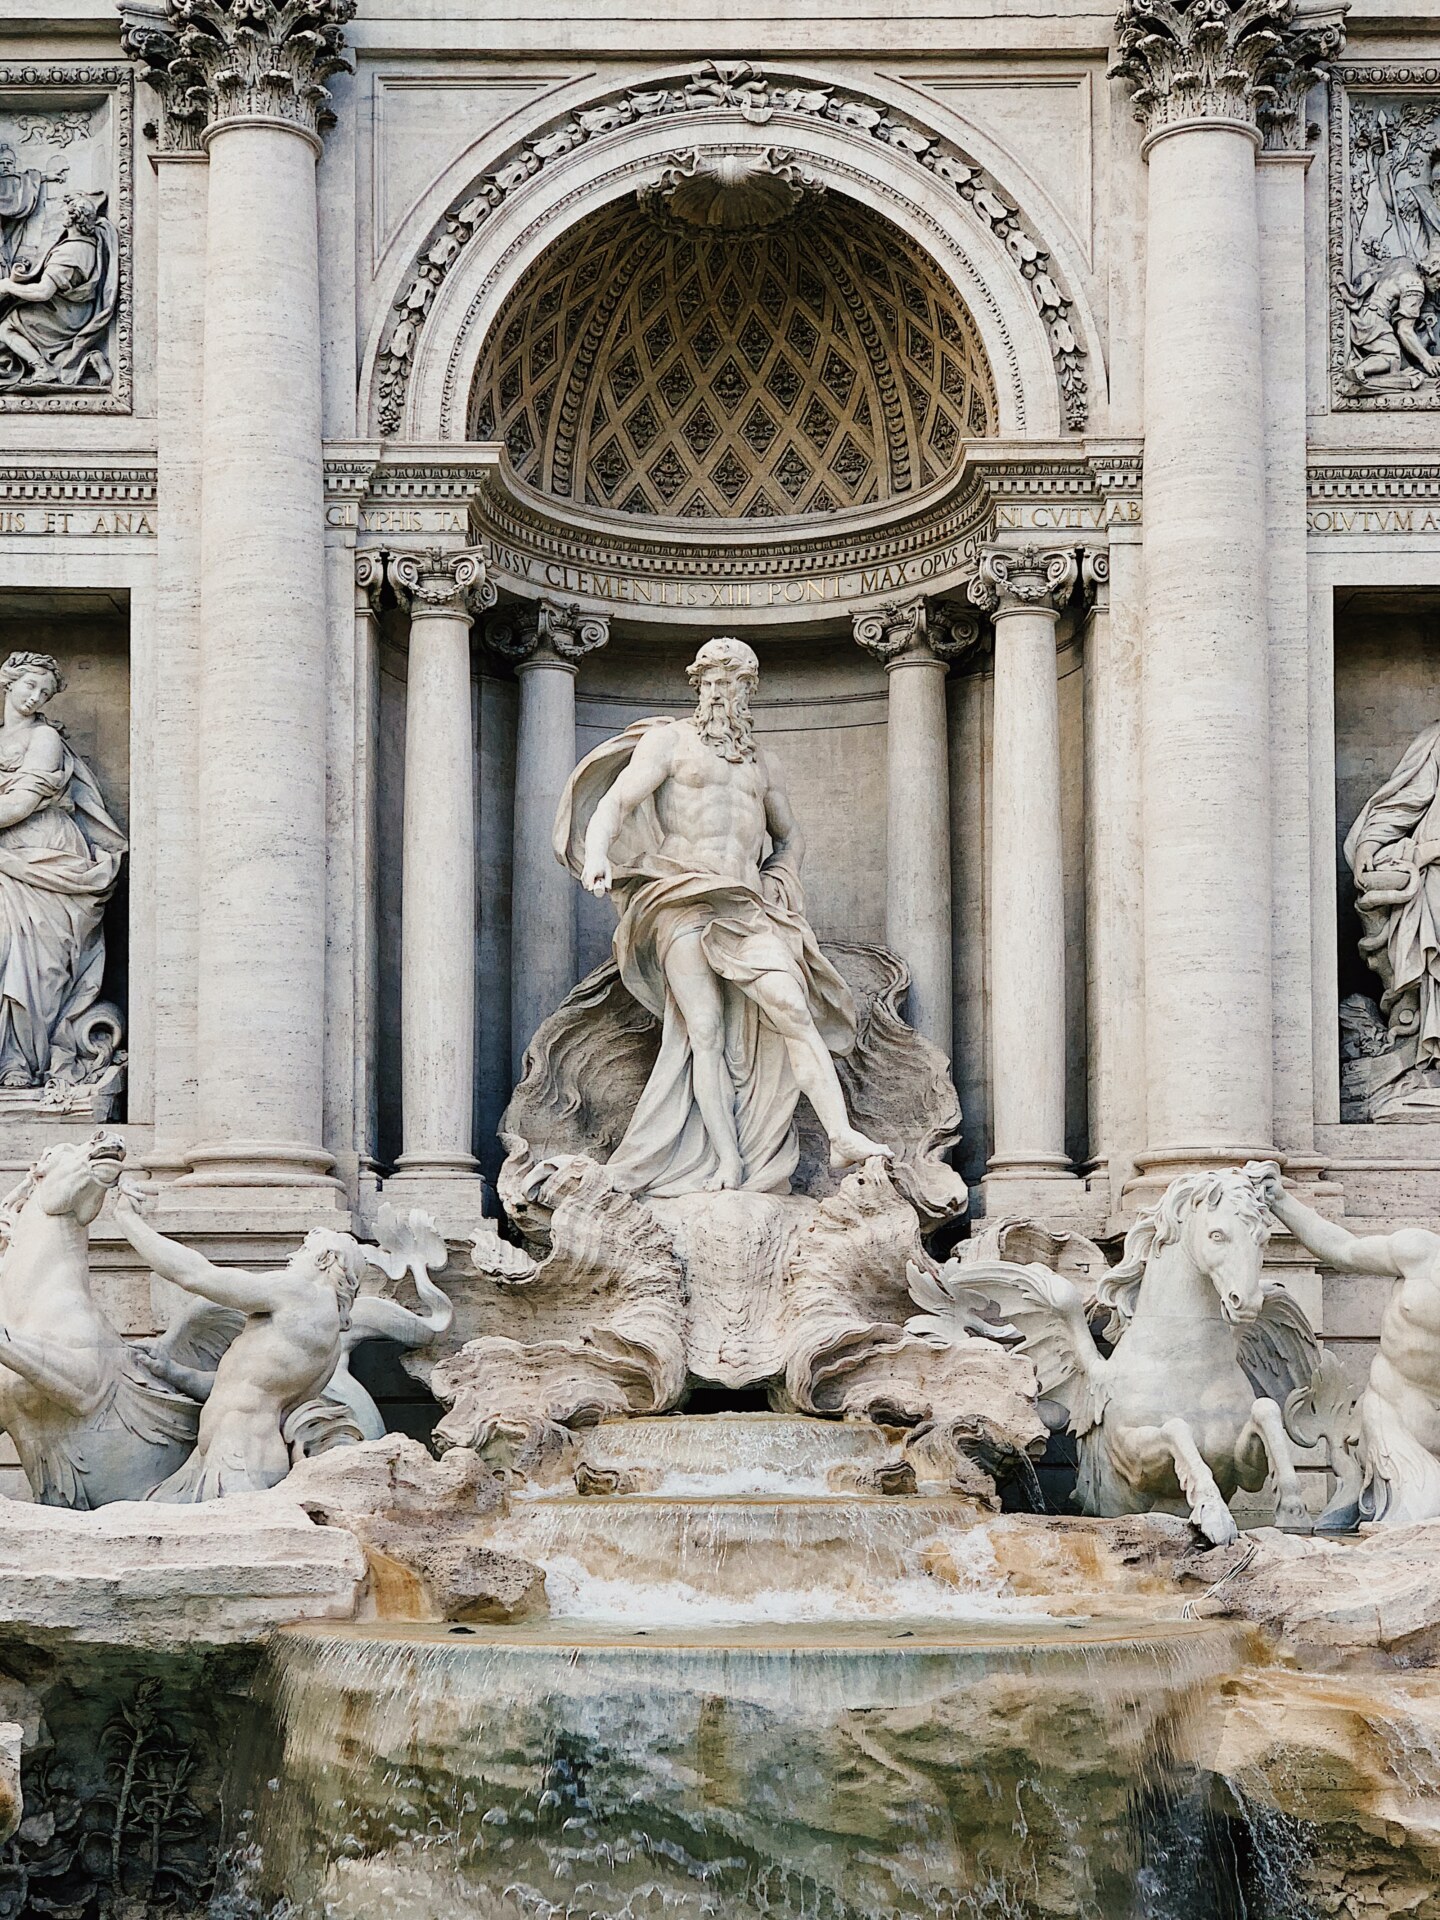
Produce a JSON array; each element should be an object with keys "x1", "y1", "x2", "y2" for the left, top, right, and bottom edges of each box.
[{"x1": 4, "y1": 0, "x2": 1440, "y2": 1914}]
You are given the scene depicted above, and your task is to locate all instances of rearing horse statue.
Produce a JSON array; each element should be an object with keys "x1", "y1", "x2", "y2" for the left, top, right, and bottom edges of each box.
[
  {"x1": 0, "y1": 1131, "x2": 197, "y2": 1506},
  {"x1": 911, "y1": 1167, "x2": 1322, "y2": 1545}
]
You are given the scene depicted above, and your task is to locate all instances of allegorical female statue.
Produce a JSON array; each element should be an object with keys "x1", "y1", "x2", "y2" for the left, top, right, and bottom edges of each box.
[{"x1": 0, "y1": 650, "x2": 126, "y2": 1091}]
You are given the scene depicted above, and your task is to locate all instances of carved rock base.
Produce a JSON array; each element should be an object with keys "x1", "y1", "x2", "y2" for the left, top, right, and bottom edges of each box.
[{"x1": 436, "y1": 1155, "x2": 1043, "y2": 1496}]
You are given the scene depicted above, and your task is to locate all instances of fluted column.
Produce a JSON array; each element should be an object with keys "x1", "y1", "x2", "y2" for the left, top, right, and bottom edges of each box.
[
  {"x1": 487, "y1": 600, "x2": 609, "y2": 1079},
  {"x1": 853, "y1": 596, "x2": 977, "y2": 1059},
  {"x1": 387, "y1": 548, "x2": 495, "y2": 1212},
  {"x1": 1112, "y1": 0, "x2": 1339, "y2": 1190},
  {"x1": 969, "y1": 544, "x2": 1083, "y2": 1212},
  {"x1": 132, "y1": 0, "x2": 354, "y2": 1198}
]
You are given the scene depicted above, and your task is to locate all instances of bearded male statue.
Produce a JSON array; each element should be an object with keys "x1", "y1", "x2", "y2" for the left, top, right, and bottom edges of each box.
[{"x1": 553, "y1": 637, "x2": 892, "y2": 1198}]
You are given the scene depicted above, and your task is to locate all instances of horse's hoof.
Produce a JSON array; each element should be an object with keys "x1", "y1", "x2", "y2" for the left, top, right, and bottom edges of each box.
[
  {"x1": 1275, "y1": 1498, "x2": 1313, "y2": 1534},
  {"x1": 1193, "y1": 1499, "x2": 1239, "y2": 1547}
]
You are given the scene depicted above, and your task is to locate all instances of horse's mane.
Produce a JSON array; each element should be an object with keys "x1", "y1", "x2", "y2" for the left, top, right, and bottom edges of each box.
[
  {"x1": 1095, "y1": 1169, "x2": 1270, "y2": 1332},
  {"x1": 0, "y1": 1165, "x2": 38, "y2": 1255}
]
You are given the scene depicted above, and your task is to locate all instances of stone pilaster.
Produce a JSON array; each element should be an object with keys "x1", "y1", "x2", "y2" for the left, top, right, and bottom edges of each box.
[
  {"x1": 387, "y1": 548, "x2": 496, "y2": 1222},
  {"x1": 852, "y1": 595, "x2": 977, "y2": 1059},
  {"x1": 967, "y1": 545, "x2": 1084, "y2": 1215},
  {"x1": 139, "y1": 0, "x2": 354, "y2": 1203},
  {"x1": 487, "y1": 600, "x2": 610, "y2": 1078},
  {"x1": 1110, "y1": 0, "x2": 1343, "y2": 1194}
]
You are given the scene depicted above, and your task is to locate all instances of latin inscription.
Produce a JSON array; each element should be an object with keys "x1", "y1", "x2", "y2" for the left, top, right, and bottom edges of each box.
[{"x1": 0, "y1": 508, "x2": 154, "y2": 536}]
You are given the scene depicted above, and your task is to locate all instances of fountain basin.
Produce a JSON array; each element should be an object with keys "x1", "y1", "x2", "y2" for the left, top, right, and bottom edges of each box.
[{"x1": 227, "y1": 1616, "x2": 1252, "y2": 1920}]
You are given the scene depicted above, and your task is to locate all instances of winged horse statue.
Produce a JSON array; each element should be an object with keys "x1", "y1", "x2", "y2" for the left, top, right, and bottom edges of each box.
[{"x1": 909, "y1": 1166, "x2": 1323, "y2": 1545}]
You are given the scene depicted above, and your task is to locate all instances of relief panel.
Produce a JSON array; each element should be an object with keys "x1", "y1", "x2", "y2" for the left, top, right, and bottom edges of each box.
[{"x1": 0, "y1": 66, "x2": 131, "y2": 415}]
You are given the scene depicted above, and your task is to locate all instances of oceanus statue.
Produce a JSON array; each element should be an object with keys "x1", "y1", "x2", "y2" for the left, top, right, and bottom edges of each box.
[{"x1": 911, "y1": 1167, "x2": 1324, "y2": 1545}]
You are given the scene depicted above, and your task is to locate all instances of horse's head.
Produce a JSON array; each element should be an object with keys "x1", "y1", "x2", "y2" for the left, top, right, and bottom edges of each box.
[
  {"x1": 19, "y1": 1130, "x2": 126, "y2": 1227},
  {"x1": 1103, "y1": 1168, "x2": 1270, "y2": 1328}
]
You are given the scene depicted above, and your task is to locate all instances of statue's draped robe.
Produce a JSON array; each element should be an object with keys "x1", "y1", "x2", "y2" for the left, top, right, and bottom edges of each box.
[
  {"x1": 1345, "y1": 721, "x2": 1440, "y2": 1064},
  {"x1": 0, "y1": 727, "x2": 126, "y2": 1086},
  {"x1": 554, "y1": 720, "x2": 856, "y2": 1197},
  {"x1": 1, "y1": 220, "x2": 118, "y2": 386}
]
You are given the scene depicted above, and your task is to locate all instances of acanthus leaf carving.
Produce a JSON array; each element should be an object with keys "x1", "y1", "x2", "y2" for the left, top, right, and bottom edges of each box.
[
  {"x1": 852, "y1": 594, "x2": 984, "y2": 666},
  {"x1": 123, "y1": 0, "x2": 355, "y2": 149},
  {"x1": 1110, "y1": 0, "x2": 1344, "y2": 148},
  {"x1": 375, "y1": 61, "x2": 1088, "y2": 438}
]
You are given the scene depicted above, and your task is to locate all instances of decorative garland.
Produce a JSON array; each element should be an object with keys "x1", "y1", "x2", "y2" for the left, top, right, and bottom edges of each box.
[{"x1": 375, "y1": 60, "x2": 1088, "y2": 438}]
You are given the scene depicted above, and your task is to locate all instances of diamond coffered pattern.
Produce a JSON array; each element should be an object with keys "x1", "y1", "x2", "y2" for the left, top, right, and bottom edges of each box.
[{"x1": 469, "y1": 195, "x2": 995, "y2": 521}]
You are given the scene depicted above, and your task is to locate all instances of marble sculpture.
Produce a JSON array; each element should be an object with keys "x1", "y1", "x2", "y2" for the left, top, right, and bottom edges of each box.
[
  {"x1": 558, "y1": 634, "x2": 891, "y2": 1194},
  {"x1": 0, "y1": 1135, "x2": 453, "y2": 1507},
  {"x1": 1342, "y1": 718, "x2": 1440, "y2": 1119},
  {"x1": 917, "y1": 1167, "x2": 1324, "y2": 1545},
  {"x1": 0, "y1": 649, "x2": 126, "y2": 1109},
  {"x1": 1258, "y1": 1164, "x2": 1440, "y2": 1528},
  {"x1": 423, "y1": 640, "x2": 1045, "y2": 1493}
]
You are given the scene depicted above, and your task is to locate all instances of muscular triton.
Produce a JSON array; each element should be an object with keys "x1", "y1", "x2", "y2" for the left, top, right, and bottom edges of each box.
[
  {"x1": 555, "y1": 636, "x2": 890, "y2": 1198},
  {"x1": 1253, "y1": 1162, "x2": 1440, "y2": 1526}
]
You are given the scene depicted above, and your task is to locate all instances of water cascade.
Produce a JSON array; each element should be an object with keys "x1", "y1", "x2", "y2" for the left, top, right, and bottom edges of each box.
[{"x1": 220, "y1": 1416, "x2": 1260, "y2": 1919}]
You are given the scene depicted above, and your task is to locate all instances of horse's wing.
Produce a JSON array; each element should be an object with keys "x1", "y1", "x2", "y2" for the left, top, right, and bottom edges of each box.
[
  {"x1": 156, "y1": 1291, "x2": 245, "y2": 1372},
  {"x1": 908, "y1": 1256, "x2": 1107, "y2": 1433},
  {"x1": 1237, "y1": 1284, "x2": 1323, "y2": 1404}
]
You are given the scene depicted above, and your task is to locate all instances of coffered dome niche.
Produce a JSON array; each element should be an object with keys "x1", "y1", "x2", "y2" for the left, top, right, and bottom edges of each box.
[{"x1": 467, "y1": 183, "x2": 997, "y2": 523}]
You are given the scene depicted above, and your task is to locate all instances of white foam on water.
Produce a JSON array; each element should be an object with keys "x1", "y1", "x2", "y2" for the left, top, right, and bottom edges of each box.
[{"x1": 533, "y1": 1523, "x2": 1054, "y2": 1627}]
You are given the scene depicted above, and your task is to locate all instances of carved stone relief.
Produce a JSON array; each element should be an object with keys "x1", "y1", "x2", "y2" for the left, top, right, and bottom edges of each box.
[
  {"x1": 1329, "y1": 69, "x2": 1440, "y2": 408},
  {"x1": 0, "y1": 68, "x2": 131, "y2": 413},
  {"x1": 378, "y1": 60, "x2": 1088, "y2": 438}
]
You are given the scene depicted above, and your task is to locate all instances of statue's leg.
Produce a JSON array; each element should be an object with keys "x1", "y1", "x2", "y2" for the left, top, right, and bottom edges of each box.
[
  {"x1": 662, "y1": 931, "x2": 745, "y2": 1188},
  {"x1": 1237, "y1": 1396, "x2": 1312, "y2": 1532},
  {"x1": 748, "y1": 970, "x2": 892, "y2": 1168},
  {"x1": 1115, "y1": 1417, "x2": 1238, "y2": 1544},
  {"x1": 0, "y1": 1329, "x2": 99, "y2": 1416}
]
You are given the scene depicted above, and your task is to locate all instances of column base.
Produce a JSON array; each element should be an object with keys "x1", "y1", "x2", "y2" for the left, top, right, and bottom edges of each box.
[
  {"x1": 172, "y1": 1139, "x2": 348, "y2": 1218},
  {"x1": 376, "y1": 1157, "x2": 493, "y2": 1238},
  {"x1": 981, "y1": 1158, "x2": 1098, "y2": 1229},
  {"x1": 1122, "y1": 1142, "x2": 1278, "y2": 1211}
]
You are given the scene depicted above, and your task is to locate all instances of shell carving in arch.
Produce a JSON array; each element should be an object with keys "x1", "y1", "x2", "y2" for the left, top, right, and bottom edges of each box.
[{"x1": 374, "y1": 60, "x2": 1089, "y2": 439}]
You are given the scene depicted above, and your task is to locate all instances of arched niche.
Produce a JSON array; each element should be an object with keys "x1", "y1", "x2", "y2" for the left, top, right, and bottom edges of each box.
[{"x1": 365, "y1": 67, "x2": 1102, "y2": 448}]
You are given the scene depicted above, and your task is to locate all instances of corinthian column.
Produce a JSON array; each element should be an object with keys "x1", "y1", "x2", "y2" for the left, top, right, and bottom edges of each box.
[
  {"x1": 969, "y1": 544, "x2": 1083, "y2": 1214},
  {"x1": 487, "y1": 600, "x2": 609, "y2": 1079},
  {"x1": 1111, "y1": 0, "x2": 1338, "y2": 1190},
  {"x1": 853, "y1": 596, "x2": 977, "y2": 1059},
  {"x1": 132, "y1": 0, "x2": 354, "y2": 1200},
  {"x1": 387, "y1": 548, "x2": 495, "y2": 1218}
]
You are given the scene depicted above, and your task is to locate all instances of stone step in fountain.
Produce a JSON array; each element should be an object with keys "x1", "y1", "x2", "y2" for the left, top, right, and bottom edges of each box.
[{"x1": 567, "y1": 1409, "x2": 910, "y2": 1496}]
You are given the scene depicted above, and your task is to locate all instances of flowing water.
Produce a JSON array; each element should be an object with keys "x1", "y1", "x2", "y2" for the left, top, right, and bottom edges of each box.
[
  {"x1": 203, "y1": 1418, "x2": 1440, "y2": 1918},
  {"x1": 216, "y1": 1618, "x2": 1253, "y2": 1918}
]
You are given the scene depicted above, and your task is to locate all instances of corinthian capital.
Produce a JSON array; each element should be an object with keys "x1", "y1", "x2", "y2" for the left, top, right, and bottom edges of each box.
[
  {"x1": 388, "y1": 547, "x2": 496, "y2": 620},
  {"x1": 1110, "y1": 0, "x2": 1344, "y2": 150},
  {"x1": 123, "y1": 0, "x2": 355, "y2": 151},
  {"x1": 486, "y1": 600, "x2": 611, "y2": 665},
  {"x1": 968, "y1": 544, "x2": 1079, "y2": 618},
  {"x1": 852, "y1": 596, "x2": 982, "y2": 666}
]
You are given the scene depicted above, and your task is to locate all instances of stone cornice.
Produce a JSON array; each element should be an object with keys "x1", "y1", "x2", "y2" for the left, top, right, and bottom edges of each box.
[
  {"x1": 121, "y1": 0, "x2": 354, "y2": 153},
  {"x1": 1111, "y1": 0, "x2": 1345, "y2": 152},
  {"x1": 0, "y1": 458, "x2": 156, "y2": 508}
]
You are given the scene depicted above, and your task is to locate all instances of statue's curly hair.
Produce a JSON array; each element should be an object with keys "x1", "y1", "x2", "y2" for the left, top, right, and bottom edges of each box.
[{"x1": 0, "y1": 650, "x2": 63, "y2": 698}]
